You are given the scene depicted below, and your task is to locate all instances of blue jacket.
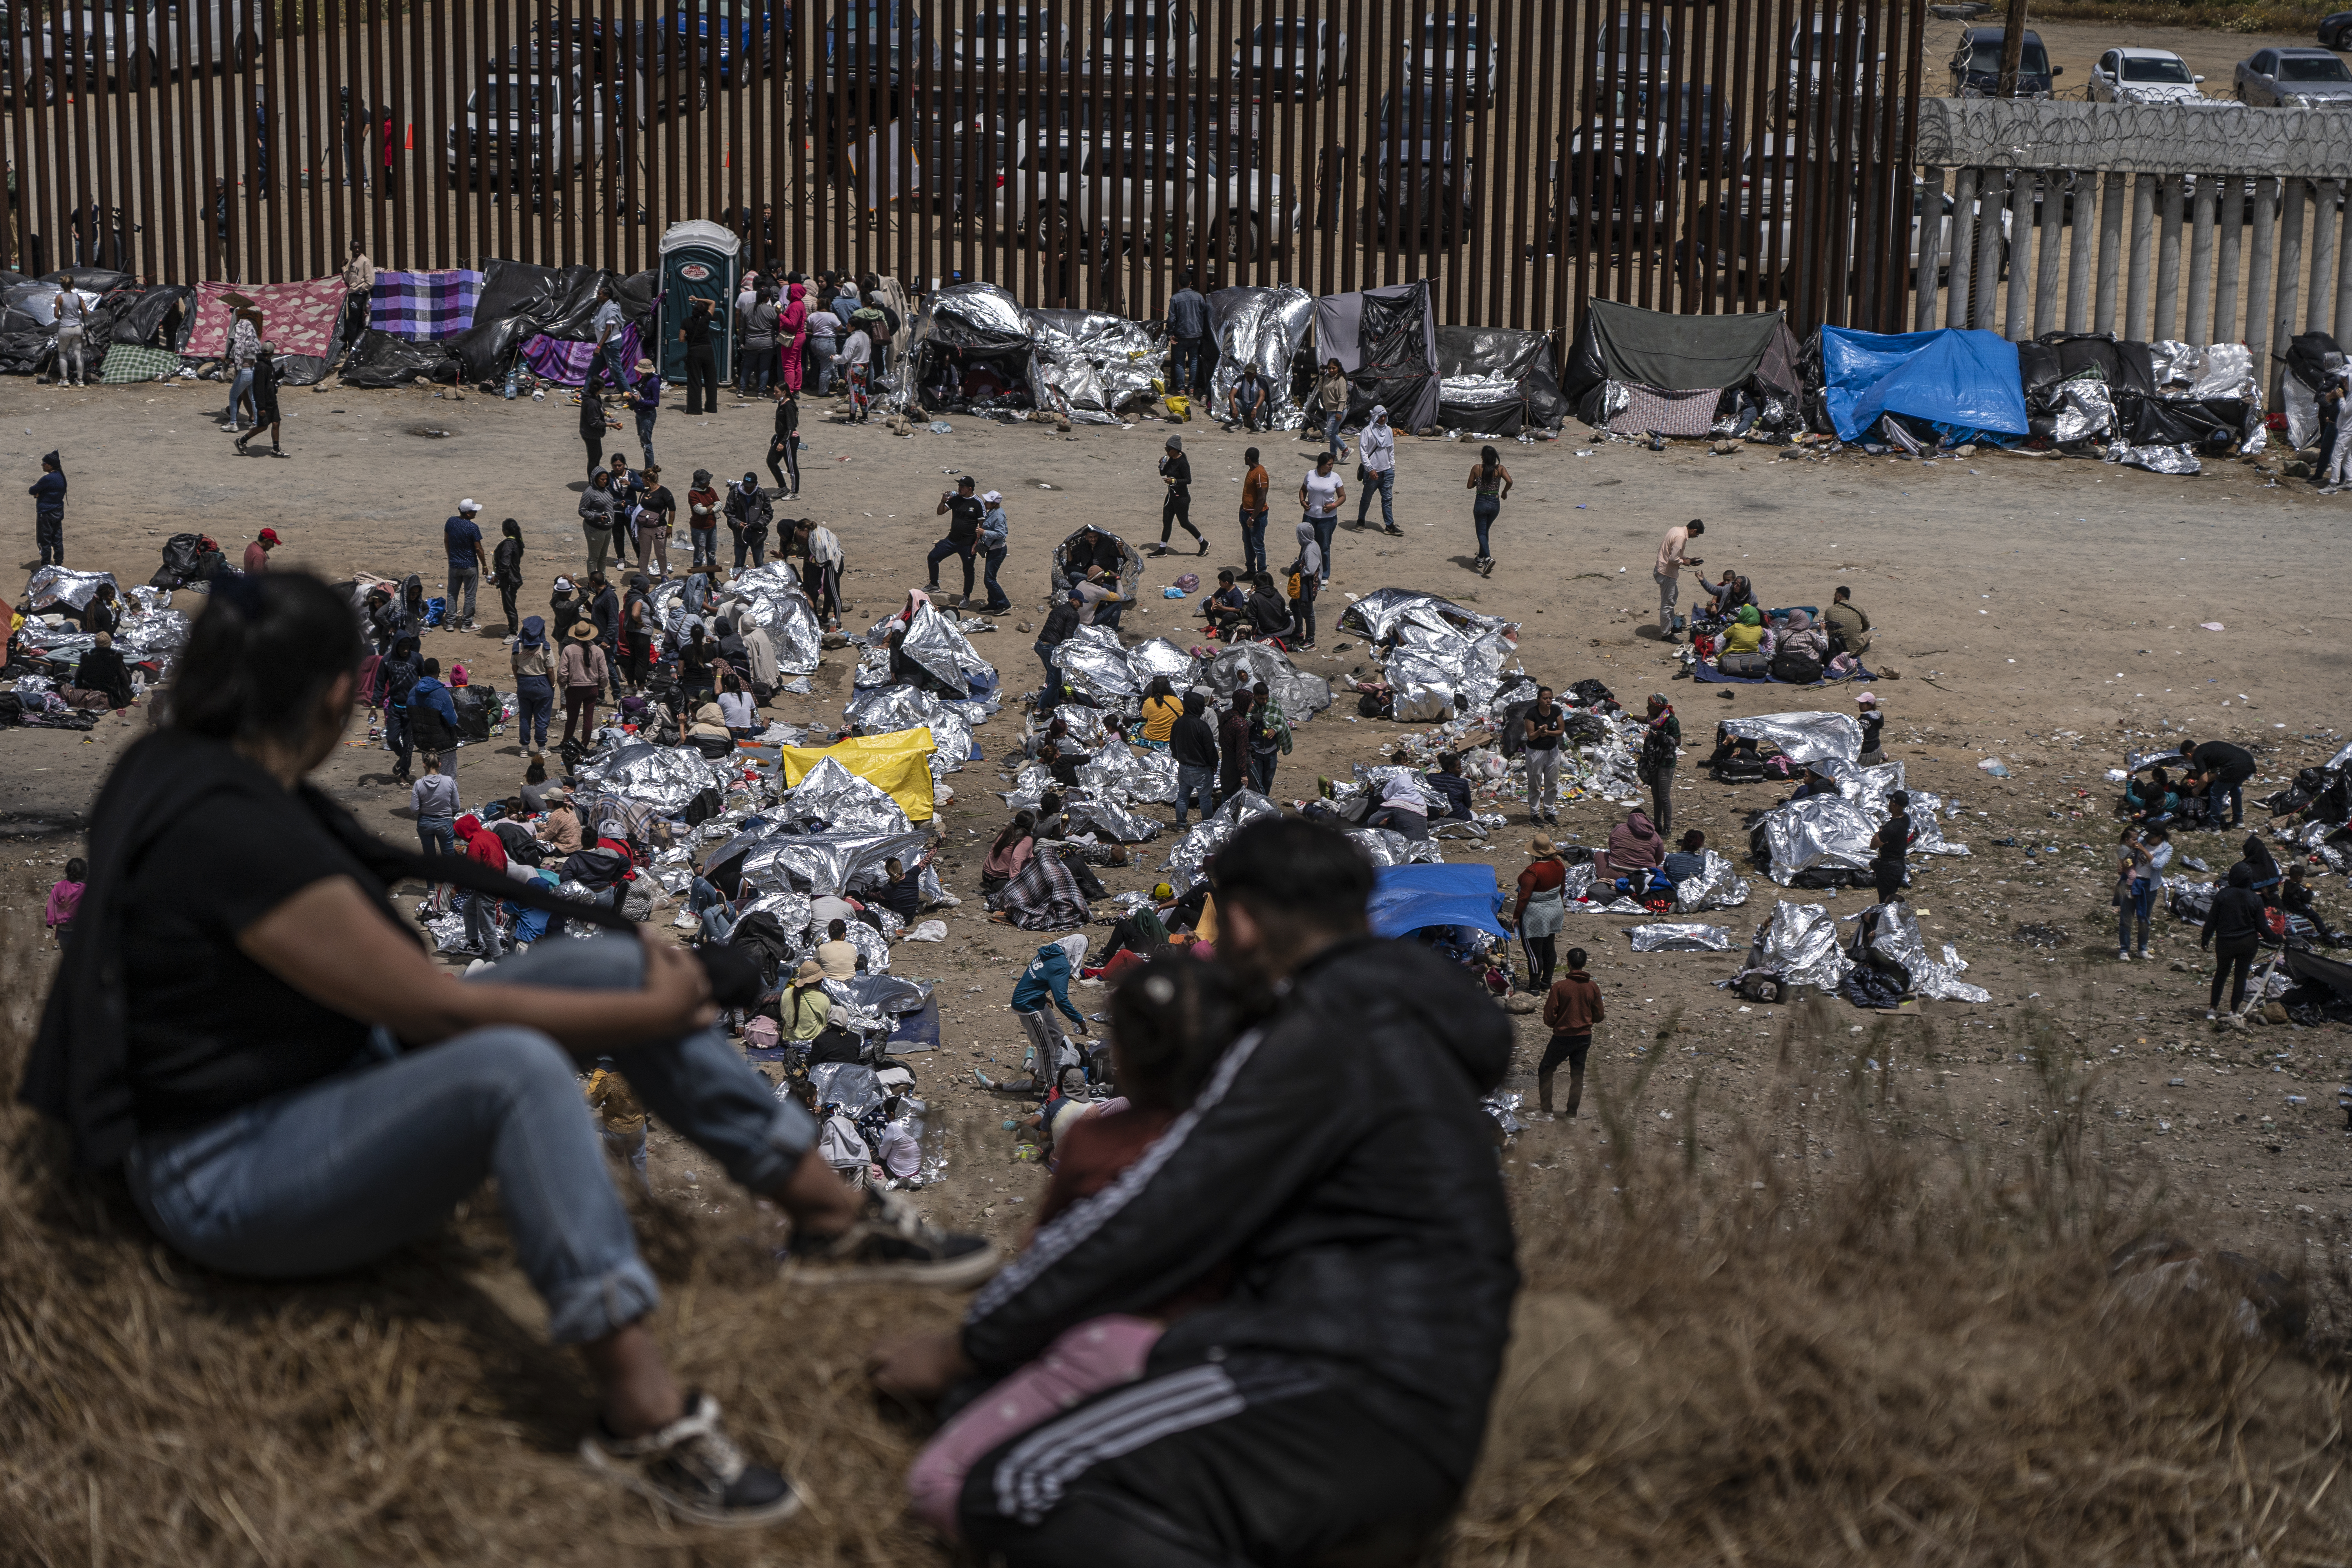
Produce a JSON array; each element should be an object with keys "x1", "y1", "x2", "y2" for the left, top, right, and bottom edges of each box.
[
  {"x1": 409, "y1": 675, "x2": 460, "y2": 731},
  {"x1": 1010, "y1": 941, "x2": 1083, "y2": 1024}
]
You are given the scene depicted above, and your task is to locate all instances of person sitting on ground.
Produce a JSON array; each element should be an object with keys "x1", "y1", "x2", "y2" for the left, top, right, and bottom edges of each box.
[
  {"x1": 1366, "y1": 771, "x2": 1432, "y2": 841},
  {"x1": 983, "y1": 812, "x2": 1038, "y2": 898},
  {"x1": 1716, "y1": 603, "x2": 1768, "y2": 671},
  {"x1": 1427, "y1": 751, "x2": 1475, "y2": 823},
  {"x1": 1244, "y1": 571, "x2": 1295, "y2": 641},
  {"x1": 900, "y1": 954, "x2": 1255, "y2": 1538},
  {"x1": 878, "y1": 849, "x2": 936, "y2": 926},
  {"x1": 1227, "y1": 365, "x2": 1271, "y2": 431},
  {"x1": 1038, "y1": 738, "x2": 1083, "y2": 791},
  {"x1": 1661, "y1": 828, "x2": 1708, "y2": 886},
  {"x1": 1825, "y1": 585, "x2": 1872, "y2": 655},
  {"x1": 784, "y1": 960, "x2": 833, "y2": 1044},
  {"x1": 1770, "y1": 609, "x2": 1829, "y2": 679},
  {"x1": 2233, "y1": 834, "x2": 2285, "y2": 903},
  {"x1": 534, "y1": 790, "x2": 583, "y2": 855},
  {"x1": 817, "y1": 917, "x2": 862, "y2": 979},
  {"x1": 716, "y1": 674, "x2": 759, "y2": 739},
  {"x1": 21, "y1": 570, "x2": 993, "y2": 1530},
  {"x1": 2284, "y1": 863, "x2": 2345, "y2": 945},
  {"x1": 1202, "y1": 570, "x2": 1250, "y2": 636},
  {"x1": 1136, "y1": 675, "x2": 1182, "y2": 751},
  {"x1": 869, "y1": 817, "x2": 1516, "y2": 1562},
  {"x1": 1602, "y1": 806, "x2": 1665, "y2": 892},
  {"x1": 1707, "y1": 724, "x2": 1766, "y2": 779},
  {"x1": 1074, "y1": 564, "x2": 1130, "y2": 631},
  {"x1": 68, "y1": 630, "x2": 136, "y2": 712},
  {"x1": 2123, "y1": 764, "x2": 2180, "y2": 822},
  {"x1": 1693, "y1": 569, "x2": 1754, "y2": 622}
]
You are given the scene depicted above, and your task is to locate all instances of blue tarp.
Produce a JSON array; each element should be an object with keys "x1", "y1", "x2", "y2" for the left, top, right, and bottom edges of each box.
[
  {"x1": 1819, "y1": 327, "x2": 2028, "y2": 443},
  {"x1": 1368, "y1": 863, "x2": 1508, "y2": 939}
]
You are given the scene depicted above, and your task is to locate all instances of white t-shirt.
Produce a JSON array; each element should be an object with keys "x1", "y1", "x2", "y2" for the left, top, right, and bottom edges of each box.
[
  {"x1": 718, "y1": 690, "x2": 757, "y2": 729},
  {"x1": 593, "y1": 300, "x2": 624, "y2": 343},
  {"x1": 1301, "y1": 470, "x2": 1343, "y2": 518}
]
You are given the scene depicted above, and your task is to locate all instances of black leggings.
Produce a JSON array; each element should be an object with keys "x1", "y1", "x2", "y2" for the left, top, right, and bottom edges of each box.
[
  {"x1": 768, "y1": 436, "x2": 800, "y2": 495},
  {"x1": 1539, "y1": 1031, "x2": 1591, "y2": 1077},
  {"x1": 583, "y1": 432, "x2": 603, "y2": 475},
  {"x1": 2210, "y1": 940, "x2": 2258, "y2": 1011},
  {"x1": 1524, "y1": 934, "x2": 1557, "y2": 991},
  {"x1": 1874, "y1": 859, "x2": 1906, "y2": 905},
  {"x1": 1648, "y1": 764, "x2": 1673, "y2": 836},
  {"x1": 1163, "y1": 490, "x2": 1201, "y2": 544},
  {"x1": 1291, "y1": 577, "x2": 1318, "y2": 644}
]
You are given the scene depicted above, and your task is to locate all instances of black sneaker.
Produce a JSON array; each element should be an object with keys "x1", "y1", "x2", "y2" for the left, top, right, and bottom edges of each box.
[
  {"x1": 580, "y1": 1392, "x2": 801, "y2": 1528},
  {"x1": 785, "y1": 1188, "x2": 1000, "y2": 1288}
]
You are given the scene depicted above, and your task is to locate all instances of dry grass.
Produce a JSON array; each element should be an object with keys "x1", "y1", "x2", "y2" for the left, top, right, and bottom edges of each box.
[
  {"x1": 3, "y1": 907, "x2": 2350, "y2": 1565},
  {"x1": 2029, "y1": 0, "x2": 2337, "y2": 35}
]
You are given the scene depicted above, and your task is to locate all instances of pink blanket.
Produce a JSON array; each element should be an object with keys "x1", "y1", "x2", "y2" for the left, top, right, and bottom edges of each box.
[{"x1": 184, "y1": 278, "x2": 349, "y2": 359}]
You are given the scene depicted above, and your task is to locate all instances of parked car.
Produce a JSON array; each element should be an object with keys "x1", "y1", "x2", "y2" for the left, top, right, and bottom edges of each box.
[
  {"x1": 2088, "y1": 47, "x2": 2207, "y2": 104},
  {"x1": 1411, "y1": 13, "x2": 1497, "y2": 102},
  {"x1": 447, "y1": 58, "x2": 627, "y2": 186},
  {"x1": 951, "y1": 7, "x2": 1068, "y2": 72},
  {"x1": 1369, "y1": 84, "x2": 1473, "y2": 241},
  {"x1": 824, "y1": 1, "x2": 933, "y2": 90},
  {"x1": 1086, "y1": 3, "x2": 1196, "y2": 78},
  {"x1": 36, "y1": 0, "x2": 233, "y2": 86},
  {"x1": 995, "y1": 122, "x2": 1291, "y2": 256},
  {"x1": 1949, "y1": 26, "x2": 2058, "y2": 98},
  {"x1": 1597, "y1": 10, "x2": 1670, "y2": 78},
  {"x1": 2234, "y1": 46, "x2": 2352, "y2": 105},
  {"x1": 1229, "y1": 16, "x2": 1345, "y2": 96},
  {"x1": 1786, "y1": 11, "x2": 1884, "y2": 101},
  {"x1": 915, "y1": 110, "x2": 1009, "y2": 217},
  {"x1": 2320, "y1": 10, "x2": 2352, "y2": 50}
]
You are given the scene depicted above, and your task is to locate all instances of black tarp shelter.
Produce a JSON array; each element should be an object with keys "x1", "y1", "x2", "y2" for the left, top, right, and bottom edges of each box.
[
  {"x1": 1563, "y1": 301, "x2": 1800, "y2": 432},
  {"x1": 1434, "y1": 324, "x2": 1568, "y2": 434},
  {"x1": 1311, "y1": 279, "x2": 1440, "y2": 431}
]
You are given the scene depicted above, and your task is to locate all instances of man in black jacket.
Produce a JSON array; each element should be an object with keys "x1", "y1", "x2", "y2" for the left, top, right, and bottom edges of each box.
[
  {"x1": 2202, "y1": 862, "x2": 2269, "y2": 1018},
  {"x1": 874, "y1": 817, "x2": 1517, "y2": 1564},
  {"x1": 1033, "y1": 590, "x2": 1083, "y2": 713},
  {"x1": 1169, "y1": 690, "x2": 1220, "y2": 827},
  {"x1": 2180, "y1": 735, "x2": 2256, "y2": 829}
]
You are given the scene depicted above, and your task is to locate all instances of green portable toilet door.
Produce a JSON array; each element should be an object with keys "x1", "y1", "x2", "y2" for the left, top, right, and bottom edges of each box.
[{"x1": 660, "y1": 246, "x2": 737, "y2": 383}]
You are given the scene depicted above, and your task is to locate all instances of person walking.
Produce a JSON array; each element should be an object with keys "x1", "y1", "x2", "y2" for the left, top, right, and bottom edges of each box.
[
  {"x1": 768, "y1": 386, "x2": 800, "y2": 498},
  {"x1": 679, "y1": 296, "x2": 720, "y2": 416},
  {"x1": 685, "y1": 470, "x2": 721, "y2": 570},
  {"x1": 1299, "y1": 449, "x2": 1344, "y2": 586},
  {"x1": 779, "y1": 281, "x2": 809, "y2": 396},
  {"x1": 1522, "y1": 685, "x2": 1565, "y2": 827},
  {"x1": 512, "y1": 613, "x2": 554, "y2": 762},
  {"x1": 1538, "y1": 947, "x2": 1603, "y2": 1118},
  {"x1": 1354, "y1": 405, "x2": 1401, "y2": 535},
  {"x1": 444, "y1": 499, "x2": 486, "y2": 632},
  {"x1": 1169, "y1": 690, "x2": 1219, "y2": 827},
  {"x1": 28, "y1": 449, "x2": 65, "y2": 566},
  {"x1": 1655, "y1": 517, "x2": 1704, "y2": 641},
  {"x1": 1464, "y1": 443, "x2": 1511, "y2": 575},
  {"x1": 1158, "y1": 435, "x2": 1205, "y2": 554},
  {"x1": 725, "y1": 472, "x2": 772, "y2": 570},
  {"x1": 1166, "y1": 270, "x2": 1210, "y2": 396},
  {"x1": 379, "y1": 635, "x2": 421, "y2": 782},
  {"x1": 1871, "y1": 789, "x2": 1912, "y2": 906},
  {"x1": 222, "y1": 307, "x2": 261, "y2": 431},
  {"x1": 1316, "y1": 356, "x2": 1350, "y2": 459},
  {"x1": 243, "y1": 528, "x2": 282, "y2": 573},
  {"x1": 232, "y1": 343, "x2": 287, "y2": 457},
  {"x1": 978, "y1": 489, "x2": 1013, "y2": 615},
  {"x1": 1637, "y1": 693, "x2": 1680, "y2": 835},
  {"x1": 578, "y1": 470, "x2": 617, "y2": 578},
  {"x1": 2201, "y1": 864, "x2": 2268, "y2": 1019},
  {"x1": 634, "y1": 466, "x2": 675, "y2": 579},
  {"x1": 1512, "y1": 835, "x2": 1569, "y2": 992},
  {"x1": 560, "y1": 617, "x2": 609, "y2": 748},
  {"x1": 51, "y1": 281, "x2": 89, "y2": 387},
  {"x1": 927, "y1": 474, "x2": 984, "y2": 601},
  {"x1": 1238, "y1": 446, "x2": 1270, "y2": 579},
  {"x1": 491, "y1": 518, "x2": 526, "y2": 636},
  {"x1": 626, "y1": 359, "x2": 662, "y2": 468},
  {"x1": 1288, "y1": 519, "x2": 1321, "y2": 648},
  {"x1": 578, "y1": 381, "x2": 608, "y2": 479}
]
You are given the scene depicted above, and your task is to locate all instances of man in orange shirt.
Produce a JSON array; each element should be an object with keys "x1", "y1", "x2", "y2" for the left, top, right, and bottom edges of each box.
[
  {"x1": 1538, "y1": 948, "x2": 1605, "y2": 1119},
  {"x1": 242, "y1": 527, "x2": 281, "y2": 572},
  {"x1": 1238, "y1": 445, "x2": 1271, "y2": 577}
]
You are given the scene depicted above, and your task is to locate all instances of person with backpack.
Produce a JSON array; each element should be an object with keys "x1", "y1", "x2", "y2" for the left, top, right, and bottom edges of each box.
[
  {"x1": 378, "y1": 635, "x2": 421, "y2": 782},
  {"x1": 1637, "y1": 693, "x2": 1681, "y2": 834},
  {"x1": 1769, "y1": 610, "x2": 1828, "y2": 685},
  {"x1": 860, "y1": 287, "x2": 899, "y2": 380}
]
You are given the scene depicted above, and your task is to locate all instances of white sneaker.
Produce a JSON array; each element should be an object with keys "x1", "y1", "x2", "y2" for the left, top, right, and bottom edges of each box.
[
  {"x1": 2206, "y1": 1009, "x2": 2218, "y2": 1021},
  {"x1": 2118, "y1": 949, "x2": 2131, "y2": 962}
]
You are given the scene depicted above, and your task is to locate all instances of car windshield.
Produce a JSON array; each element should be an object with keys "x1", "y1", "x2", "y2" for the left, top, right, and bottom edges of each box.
[
  {"x1": 1421, "y1": 18, "x2": 1484, "y2": 49},
  {"x1": 980, "y1": 10, "x2": 1031, "y2": 36},
  {"x1": 1252, "y1": 20, "x2": 1311, "y2": 45},
  {"x1": 2121, "y1": 55, "x2": 2194, "y2": 82},
  {"x1": 469, "y1": 76, "x2": 567, "y2": 115},
  {"x1": 1969, "y1": 38, "x2": 2049, "y2": 74},
  {"x1": 1379, "y1": 89, "x2": 1457, "y2": 136},
  {"x1": 2281, "y1": 54, "x2": 2352, "y2": 80}
]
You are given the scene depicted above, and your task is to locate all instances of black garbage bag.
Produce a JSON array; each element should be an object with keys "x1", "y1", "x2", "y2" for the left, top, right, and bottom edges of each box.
[
  {"x1": 450, "y1": 260, "x2": 598, "y2": 382},
  {"x1": 149, "y1": 531, "x2": 223, "y2": 589},
  {"x1": 727, "y1": 909, "x2": 801, "y2": 988},
  {"x1": 452, "y1": 683, "x2": 501, "y2": 743},
  {"x1": 0, "y1": 329, "x2": 51, "y2": 375},
  {"x1": 339, "y1": 329, "x2": 460, "y2": 388},
  {"x1": 1569, "y1": 677, "x2": 1617, "y2": 711},
  {"x1": 42, "y1": 266, "x2": 134, "y2": 295}
]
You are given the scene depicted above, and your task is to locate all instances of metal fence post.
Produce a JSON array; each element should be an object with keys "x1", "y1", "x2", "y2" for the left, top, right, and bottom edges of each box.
[{"x1": 2152, "y1": 174, "x2": 2184, "y2": 342}]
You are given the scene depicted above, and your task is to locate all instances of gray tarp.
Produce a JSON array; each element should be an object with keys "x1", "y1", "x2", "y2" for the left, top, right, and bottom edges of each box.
[
  {"x1": 1199, "y1": 641, "x2": 1333, "y2": 720},
  {"x1": 1563, "y1": 299, "x2": 1800, "y2": 400},
  {"x1": 1745, "y1": 900, "x2": 1853, "y2": 991},
  {"x1": 1721, "y1": 711, "x2": 1864, "y2": 766},
  {"x1": 1311, "y1": 279, "x2": 1441, "y2": 432},
  {"x1": 1435, "y1": 324, "x2": 1572, "y2": 432},
  {"x1": 1208, "y1": 285, "x2": 1313, "y2": 430}
]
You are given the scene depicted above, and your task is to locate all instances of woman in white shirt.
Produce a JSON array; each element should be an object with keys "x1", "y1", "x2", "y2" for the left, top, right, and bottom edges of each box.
[
  {"x1": 716, "y1": 674, "x2": 759, "y2": 738},
  {"x1": 1298, "y1": 450, "x2": 1346, "y2": 589}
]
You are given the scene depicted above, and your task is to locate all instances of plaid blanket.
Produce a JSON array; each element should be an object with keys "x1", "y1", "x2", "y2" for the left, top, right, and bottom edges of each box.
[
  {"x1": 100, "y1": 343, "x2": 180, "y2": 384},
  {"x1": 371, "y1": 269, "x2": 485, "y2": 340},
  {"x1": 989, "y1": 846, "x2": 1090, "y2": 930},
  {"x1": 184, "y1": 279, "x2": 347, "y2": 359},
  {"x1": 1607, "y1": 383, "x2": 1722, "y2": 438}
]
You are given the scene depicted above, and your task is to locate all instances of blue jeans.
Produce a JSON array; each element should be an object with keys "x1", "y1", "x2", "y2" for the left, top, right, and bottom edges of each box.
[
  {"x1": 691, "y1": 526, "x2": 717, "y2": 567},
  {"x1": 740, "y1": 347, "x2": 773, "y2": 398},
  {"x1": 1170, "y1": 336, "x2": 1205, "y2": 396},
  {"x1": 446, "y1": 563, "x2": 479, "y2": 625},
  {"x1": 2118, "y1": 878, "x2": 2156, "y2": 954},
  {"x1": 514, "y1": 675, "x2": 553, "y2": 750},
  {"x1": 1250, "y1": 750, "x2": 1278, "y2": 795},
  {"x1": 386, "y1": 705, "x2": 413, "y2": 776},
  {"x1": 460, "y1": 887, "x2": 505, "y2": 955},
  {"x1": 2205, "y1": 774, "x2": 2246, "y2": 828},
  {"x1": 634, "y1": 408, "x2": 657, "y2": 469},
  {"x1": 1174, "y1": 763, "x2": 1216, "y2": 826},
  {"x1": 981, "y1": 545, "x2": 1010, "y2": 610},
  {"x1": 1239, "y1": 508, "x2": 1269, "y2": 577},
  {"x1": 690, "y1": 876, "x2": 739, "y2": 943},
  {"x1": 229, "y1": 367, "x2": 256, "y2": 428},
  {"x1": 1356, "y1": 468, "x2": 1396, "y2": 530},
  {"x1": 1473, "y1": 496, "x2": 1499, "y2": 557},
  {"x1": 598, "y1": 338, "x2": 631, "y2": 390},
  {"x1": 1310, "y1": 512, "x2": 1337, "y2": 585},
  {"x1": 1323, "y1": 411, "x2": 1345, "y2": 456},
  {"x1": 809, "y1": 336, "x2": 837, "y2": 394},
  {"x1": 119, "y1": 935, "x2": 817, "y2": 1346},
  {"x1": 417, "y1": 812, "x2": 454, "y2": 862}
]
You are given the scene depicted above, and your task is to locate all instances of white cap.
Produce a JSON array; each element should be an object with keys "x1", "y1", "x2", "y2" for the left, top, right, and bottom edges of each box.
[
  {"x1": 458, "y1": 498, "x2": 482, "y2": 514},
  {"x1": 1855, "y1": 690, "x2": 1878, "y2": 707},
  {"x1": 982, "y1": 490, "x2": 1002, "y2": 505}
]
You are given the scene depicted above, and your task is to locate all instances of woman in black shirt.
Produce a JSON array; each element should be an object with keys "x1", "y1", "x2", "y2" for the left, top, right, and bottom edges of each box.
[
  {"x1": 768, "y1": 387, "x2": 800, "y2": 498},
  {"x1": 1158, "y1": 435, "x2": 1205, "y2": 554},
  {"x1": 21, "y1": 572, "x2": 991, "y2": 1526}
]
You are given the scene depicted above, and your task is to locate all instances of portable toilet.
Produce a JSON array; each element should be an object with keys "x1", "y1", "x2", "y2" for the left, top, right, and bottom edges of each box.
[{"x1": 657, "y1": 220, "x2": 742, "y2": 383}]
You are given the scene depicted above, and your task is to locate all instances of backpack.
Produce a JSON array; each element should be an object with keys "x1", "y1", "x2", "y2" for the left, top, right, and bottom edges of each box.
[{"x1": 1770, "y1": 650, "x2": 1824, "y2": 685}]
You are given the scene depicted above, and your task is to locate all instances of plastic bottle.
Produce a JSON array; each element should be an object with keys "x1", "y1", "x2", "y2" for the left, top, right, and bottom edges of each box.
[{"x1": 503, "y1": 365, "x2": 518, "y2": 400}]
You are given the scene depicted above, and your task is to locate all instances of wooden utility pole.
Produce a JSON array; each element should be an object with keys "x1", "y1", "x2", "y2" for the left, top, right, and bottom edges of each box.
[{"x1": 1996, "y1": 0, "x2": 2029, "y2": 96}]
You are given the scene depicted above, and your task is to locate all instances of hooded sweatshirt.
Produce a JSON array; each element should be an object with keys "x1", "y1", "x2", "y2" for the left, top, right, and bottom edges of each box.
[
  {"x1": 1010, "y1": 935, "x2": 1088, "y2": 1024},
  {"x1": 1608, "y1": 811, "x2": 1664, "y2": 870}
]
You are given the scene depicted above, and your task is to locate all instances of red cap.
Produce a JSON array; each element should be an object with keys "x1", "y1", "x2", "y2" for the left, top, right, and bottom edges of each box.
[{"x1": 258, "y1": 528, "x2": 281, "y2": 544}]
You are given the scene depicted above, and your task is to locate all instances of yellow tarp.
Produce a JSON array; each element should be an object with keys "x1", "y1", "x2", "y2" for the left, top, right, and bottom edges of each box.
[{"x1": 777, "y1": 727, "x2": 936, "y2": 821}]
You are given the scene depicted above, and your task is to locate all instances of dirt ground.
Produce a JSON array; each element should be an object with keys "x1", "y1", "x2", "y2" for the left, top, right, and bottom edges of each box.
[{"x1": 4, "y1": 367, "x2": 2351, "y2": 1299}]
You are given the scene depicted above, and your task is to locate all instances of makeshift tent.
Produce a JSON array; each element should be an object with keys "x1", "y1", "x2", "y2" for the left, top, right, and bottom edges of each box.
[
  {"x1": 1208, "y1": 284, "x2": 1313, "y2": 429},
  {"x1": 1817, "y1": 327, "x2": 2028, "y2": 444},
  {"x1": 1367, "y1": 863, "x2": 1507, "y2": 939},
  {"x1": 448, "y1": 261, "x2": 658, "y2": 384},
  {"x1": 2282, "y1": 330, "x2": 2343, "y2": 453},
  {"x1": 1561, "y1": 301, "x2": 1800, "y2": 436},
  {"x1": 185, "y1": 279, "x2": 348, "y2": 360},
  {"x1": 1434, "y1": 325, "x2": 1570, "y2": 434},
  {"x1": 891, "y1": 281, "x2": 1041, "y2": 414},
  {"x1": 658, "y1": 220, "x2": 740, "y2": 383},
  {"x1": 1025, "y1": 309, "x2": 1165, "y2": 425},
  {"x1": 1312, "y1": 280, "x2": 1440, "y2": 431},
  {"x1": 779, "y1": 728, "x2": 938, "y2": 821}
]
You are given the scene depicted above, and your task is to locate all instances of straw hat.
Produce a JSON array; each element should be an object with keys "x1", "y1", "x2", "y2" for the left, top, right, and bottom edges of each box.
[
  {"x1": 567, "y1": 621, "x2": 599, "y2": 641},
  {"x1": 1531, "y1": 834, "x2": 1557, "y2": 855},
  {"x1": 794, "y1": 958, "x2": 826, "y2": 985}
]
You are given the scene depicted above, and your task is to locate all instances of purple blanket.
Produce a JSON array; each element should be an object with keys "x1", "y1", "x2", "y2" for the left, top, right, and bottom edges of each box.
[{"x1": 524, "y1": 323, "x2": 642, "y2": 387}]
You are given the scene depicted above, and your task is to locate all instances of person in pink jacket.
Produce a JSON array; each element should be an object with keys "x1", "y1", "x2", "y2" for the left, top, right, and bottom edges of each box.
[{"x1": 778, "y1": 281, "x2": 809, "y2": 396}]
